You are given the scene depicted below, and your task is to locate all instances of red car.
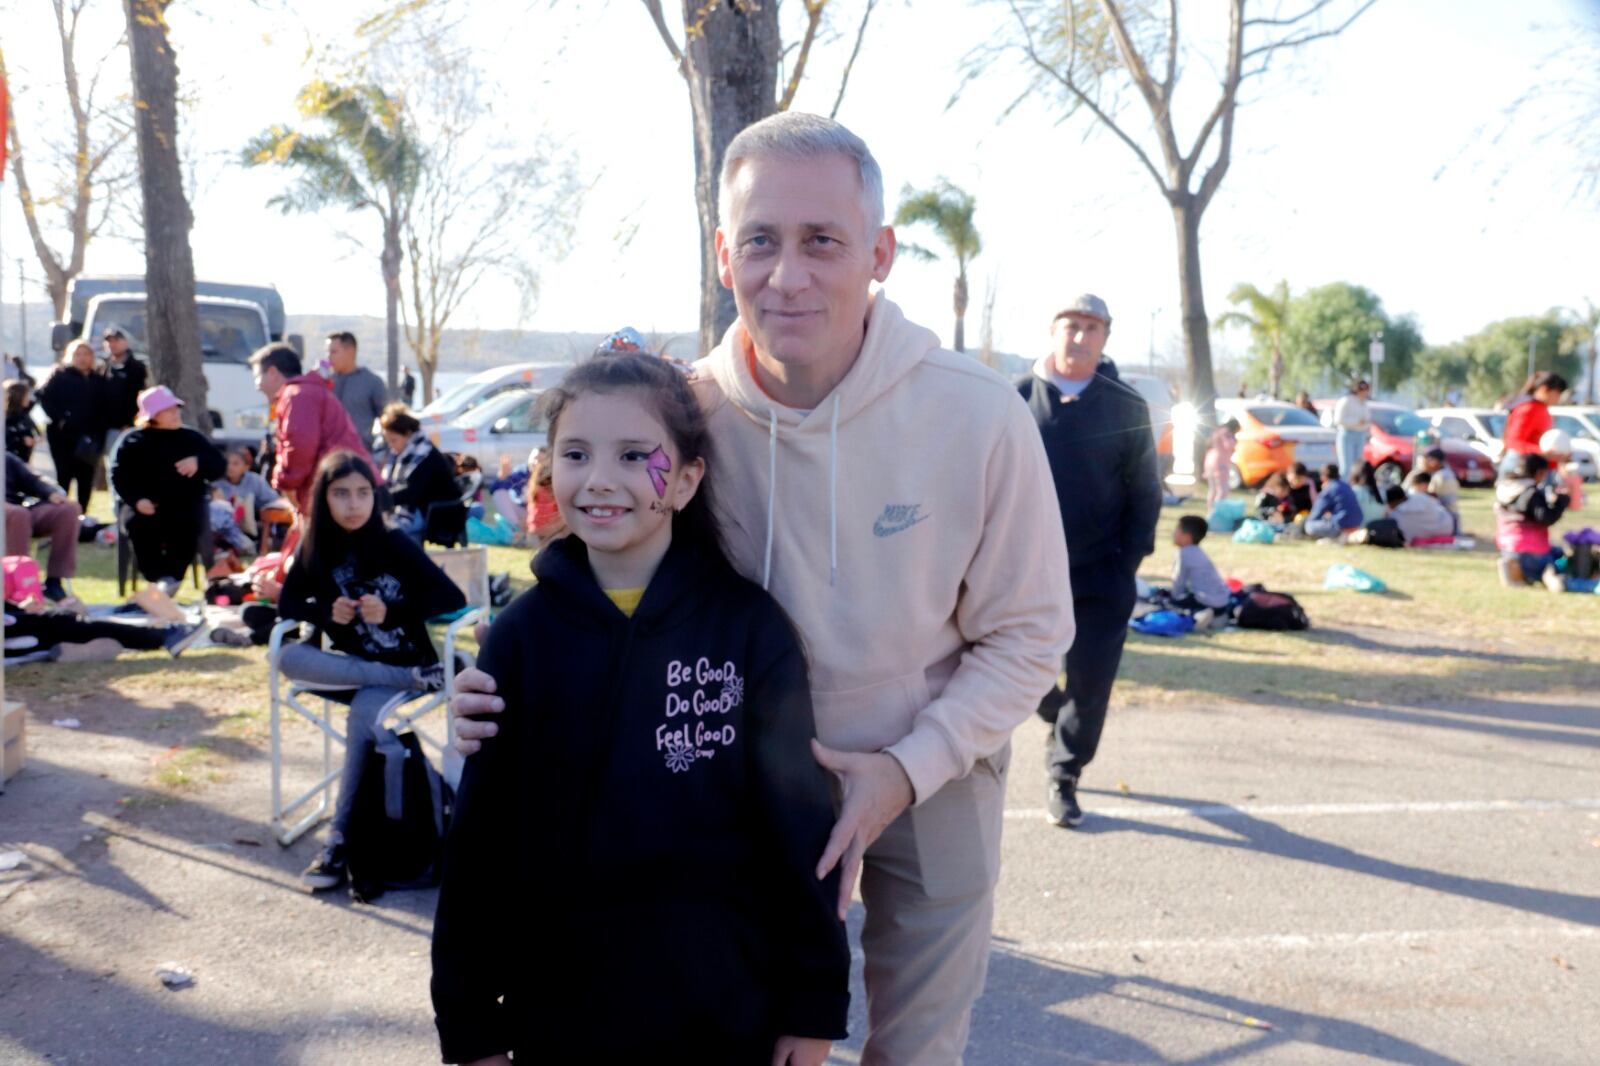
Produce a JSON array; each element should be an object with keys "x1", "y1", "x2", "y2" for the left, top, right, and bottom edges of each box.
[
  {"x1": 1315, "y1": 401, "x2": 1494, "y2": 489},
  {"x1": 1366, "y1": 404, "x2": 1495, "y2": 489}
]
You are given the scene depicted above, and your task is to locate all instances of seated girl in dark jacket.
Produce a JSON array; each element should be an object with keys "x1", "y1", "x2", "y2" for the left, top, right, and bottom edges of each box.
[{"x1": 109, "y1": 386, "x2": 226, "y2": 592}]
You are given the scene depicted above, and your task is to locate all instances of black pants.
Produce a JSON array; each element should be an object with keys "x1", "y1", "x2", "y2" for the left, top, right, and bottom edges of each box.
[
  {"x1": 4, "y1": 605, "x2": 167, "y2": 653},
  {"x1": 47, "y1": 433, "x2": 98, "y2": 511},
  {"x1": 1040, "y1": 562, "x2": 1138, "y2": 784},
  {"x1": 127, "y1": 504, "x2": 204, "y2": 584}
]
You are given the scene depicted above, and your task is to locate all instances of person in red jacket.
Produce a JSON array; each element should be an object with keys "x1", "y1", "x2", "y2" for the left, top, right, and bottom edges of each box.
[
  {"x1": 1501, "y1": 370, "x2": 1567, "y2": 473},
  {"x1": 249, "y1": 343, "x2": 377, "y2": 514}
]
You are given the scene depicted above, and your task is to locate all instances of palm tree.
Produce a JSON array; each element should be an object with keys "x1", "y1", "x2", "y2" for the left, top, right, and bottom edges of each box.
[
  {"x1": 1215, "y1": 280, "x2": 1292, "y2": 399},
  {"x1": 243, "y1": 81, "x2": 422, "y2": 392},
  {"x1": 894, "y1": 180, "x2": 982, "y2": 352}
]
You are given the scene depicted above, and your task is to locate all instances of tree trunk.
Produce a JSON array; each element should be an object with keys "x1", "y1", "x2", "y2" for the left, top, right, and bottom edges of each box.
[
  {"x1": 1172, "y1": 198, "x2": 1217, "y2": 423},
  {"x1": 682, "y1": 0, "x2": 780, "y2": 357},
  {"x1": 420, "y1": 359, "x2": 435, "y2": 408},
  {"x1": 381, "y1": 211, "x2": 402, "y2": 395},
  {"x1": 953, "y1": 269, "x2": 968, "y2": 352},
  {"x1": 122, "y1": 0, "x2": 207, "y2": 431},
  {"x1": 1269, "y1": 337, "x2": 1283, "y2": 400}
]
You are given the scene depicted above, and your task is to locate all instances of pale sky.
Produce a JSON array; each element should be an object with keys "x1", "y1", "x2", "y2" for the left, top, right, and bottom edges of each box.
[{"x1": 2, "y1": 0, "x2": 1595, "y2": 372}]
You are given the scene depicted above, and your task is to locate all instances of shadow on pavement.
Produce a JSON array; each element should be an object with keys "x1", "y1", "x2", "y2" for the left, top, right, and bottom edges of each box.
[
  {"x1": 1075, "y1": 789, "x2": 1599, "y2": 928},
  {"x1": 970, "y1": 944, "x2": 1467, "y2": 1065}
]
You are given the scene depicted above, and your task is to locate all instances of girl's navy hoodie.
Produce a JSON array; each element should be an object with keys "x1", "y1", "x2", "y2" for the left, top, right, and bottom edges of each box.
[
  {"x1": 431, "y1": 533, "x2": 849, "y2": 1063},
  {"x1": 278, "y1": 527, "x2": 464, "y2": 667}
]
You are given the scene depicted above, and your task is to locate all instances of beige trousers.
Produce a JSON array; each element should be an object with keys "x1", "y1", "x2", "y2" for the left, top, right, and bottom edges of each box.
[{"x1": 860, "y1": 742, "x2": 1010, "y2": 1065}]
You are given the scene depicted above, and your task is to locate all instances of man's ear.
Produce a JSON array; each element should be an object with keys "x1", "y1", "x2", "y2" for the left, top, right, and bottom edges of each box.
[
  {"x1": 715, "y1": 229, "x2": 734, "y2": 290},
  {"x1": 872, "y1": 226, "x2": 896, "y2": 283}
]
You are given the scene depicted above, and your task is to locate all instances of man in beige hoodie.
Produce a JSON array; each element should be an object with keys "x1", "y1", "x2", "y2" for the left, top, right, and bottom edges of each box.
[{"x1": 449, "y1": 113, "x2": 1073, "y2": 1064}]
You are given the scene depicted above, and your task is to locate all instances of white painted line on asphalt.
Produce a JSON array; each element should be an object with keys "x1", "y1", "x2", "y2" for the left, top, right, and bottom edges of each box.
[
  {"x1": 1005, "y1": 923, "x2": 1600, "y2": 956},
  {"x1": 1005, "y1": 797, "x2": 1600, "y2": 821}
]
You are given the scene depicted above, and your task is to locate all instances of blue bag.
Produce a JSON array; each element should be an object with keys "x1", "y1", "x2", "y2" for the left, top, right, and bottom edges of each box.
[
  {"x1": 1232, "y1": 518, "x2": 1277, "y2": 544},
  {"x1": 1208, "y1": 498, "x2": 1247, "y2": 534},
  {"x1": 1324, "y1": 563, "x2": 1387, "y2": 593},
  {"x1": 1130, "y1": 610, "x2": 1196, "y2": 637}
]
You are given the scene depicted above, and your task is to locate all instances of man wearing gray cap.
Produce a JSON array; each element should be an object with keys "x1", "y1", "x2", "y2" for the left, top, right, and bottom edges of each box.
[{"x1": 1019, "y1": 294, "x2": 1161, "y2": 827}]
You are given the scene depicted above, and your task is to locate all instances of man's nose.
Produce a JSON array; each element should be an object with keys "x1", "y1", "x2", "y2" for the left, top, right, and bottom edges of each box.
[{"x1": 768, "y1": 245, "x2": 809, "y2": 297}]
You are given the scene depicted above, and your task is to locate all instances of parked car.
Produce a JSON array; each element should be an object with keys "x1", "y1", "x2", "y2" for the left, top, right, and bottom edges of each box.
[
  {"x1": 1414, "y1": 408, "x2": 1506, "y2": 465},
  {"x1": 1548, "y1": 407, "x2": 1600, "y2": 480},
  {"x1": 417, "y1": 363, "x2": 566, "y2": 426},
  {"x1": 429, "y1": 387, "x2": 547, "y2": 473},
  {"x1": 1417, "y1": 406, "x2": 1597, "y2": 480},
  {"x1": 1118, "y1": 370, "x2": 1177, "y2": 478},
  {"x1": 1314, "y1": 401, "x2": 1494, "y2": 489},
  {"x1": 1215, "y1": 398, "x2": 1336, "y2": 489}
]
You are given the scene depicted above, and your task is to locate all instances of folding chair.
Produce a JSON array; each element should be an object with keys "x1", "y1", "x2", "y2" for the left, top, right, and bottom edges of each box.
[{"x1": 266, "y1": 545, "x2": 492, "y2": 846}]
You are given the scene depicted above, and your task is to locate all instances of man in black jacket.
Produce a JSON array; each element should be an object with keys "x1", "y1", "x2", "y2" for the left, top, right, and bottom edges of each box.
[
  {"x1": 100, "y1": 326, "x2": 148, "y2": 436},
  {"x1": 1019, "y1": 294, "x2": 1161, "y2": 828}
]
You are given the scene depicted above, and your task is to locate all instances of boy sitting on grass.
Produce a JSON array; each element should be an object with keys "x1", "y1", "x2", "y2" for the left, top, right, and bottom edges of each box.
[
  {"x1": 1156, "y1": 515, "x2": 1233, "y2": 627},
  {"x1": 1419, "y1": 448, "x2": 1461, "y2": 531}
]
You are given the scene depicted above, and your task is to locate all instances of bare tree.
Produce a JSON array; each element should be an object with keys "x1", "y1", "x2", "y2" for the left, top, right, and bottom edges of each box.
[
  {"x1": 400, "y1": 59, "x2": 582, "y2": 405},
  {"x1": 122, "y1": 0, "x2": 206, "y2": 427},
  {"x1": 0, "y1": 0, "x2": 133, "y2": 318},
  {"x1": 977, "y1": 272, "x2": 999, "y2": 369},
  {"x1": 969, "y1": 0, "x2": 1375, "y2": 422},
  {"x1": 641, "y1": 0, "x2": 882, "y2": 354}
]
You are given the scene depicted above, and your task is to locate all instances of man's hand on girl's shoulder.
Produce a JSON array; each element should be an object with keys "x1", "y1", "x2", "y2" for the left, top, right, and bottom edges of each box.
[{"x1": 450, "y1": 667, "x2": 503, "y2": 756}]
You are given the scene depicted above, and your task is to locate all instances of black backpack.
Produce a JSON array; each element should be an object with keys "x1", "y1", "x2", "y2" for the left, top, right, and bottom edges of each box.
[
  {"x1": 1363, "y1": 517, "x2": 1406, "y2": 549},
  {"x1": 344, "y1": 728, "x2": 453, "y2": 902},
  {"x1": 1236, "y1": 590, "x2": 1310, "y2": 631}
]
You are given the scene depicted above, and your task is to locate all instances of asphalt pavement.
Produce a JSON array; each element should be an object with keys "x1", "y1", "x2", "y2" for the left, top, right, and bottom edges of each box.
[{"x1": 1, "y1": 658, "x2": 1595, "y2": 1064}]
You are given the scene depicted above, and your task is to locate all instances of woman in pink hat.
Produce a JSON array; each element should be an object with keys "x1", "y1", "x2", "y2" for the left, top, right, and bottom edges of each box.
[{"x1": 108, "y1": 386, "x2": 226, "y2": 594}]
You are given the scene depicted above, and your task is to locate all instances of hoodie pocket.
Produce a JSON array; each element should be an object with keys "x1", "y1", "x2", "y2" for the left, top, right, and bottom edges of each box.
[{"x1": 811, "y1": 672, "x2": 931, "y2": 753}]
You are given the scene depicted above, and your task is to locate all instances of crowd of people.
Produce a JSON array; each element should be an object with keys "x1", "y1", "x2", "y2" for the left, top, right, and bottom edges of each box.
[{"x1": 3, "y1": 109, "x2": 1593, "y2": 1065}]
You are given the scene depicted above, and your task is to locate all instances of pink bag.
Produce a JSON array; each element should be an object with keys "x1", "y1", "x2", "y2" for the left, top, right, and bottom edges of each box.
[{"x1": 3, "y1": 556, "x2": 43, "y2": 604}]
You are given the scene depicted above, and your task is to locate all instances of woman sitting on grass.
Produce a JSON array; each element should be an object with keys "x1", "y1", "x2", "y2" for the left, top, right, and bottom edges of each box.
[{"x1": 275, "y1": 450, "x2": 465, "y2": 895}]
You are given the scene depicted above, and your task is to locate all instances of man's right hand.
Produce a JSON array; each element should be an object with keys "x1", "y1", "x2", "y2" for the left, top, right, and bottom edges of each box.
[
  {"x1": 451, "y1": 666, "x2": 503, "y2": 756},
  {"x1": 135, "y1": 499, "x2": 156, "y2": 516}
]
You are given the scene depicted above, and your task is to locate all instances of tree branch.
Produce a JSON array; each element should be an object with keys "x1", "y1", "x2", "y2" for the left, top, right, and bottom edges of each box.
[
  {"x1": 639, "y1": 0, "x2": 686, "y2": 77},
  {"x1": 1162, "y1": 0, "x2": 1178, "y2": 101},
  {"x1": 1194, "y1": 0, "x2": 1244, "y2": 213},
  {"x1": 1098, "y1": 0, "x2": 1181, "y2": 174},
  {"x1": 778, "y1": 0, "x2": 826, "y2": 111},
  {"x1": 830, "y1": 0, "x2": 879, "y2": 119},
  {"x1": 1242, "y1": 0, "x2": 1378, "y2": 61},
  {"x1": 1006, "y1": 0, "x2": 1168, "y2": 193},
  {"x1": 1243, "y1": 0, "x2": 1337, "y2": 29}
]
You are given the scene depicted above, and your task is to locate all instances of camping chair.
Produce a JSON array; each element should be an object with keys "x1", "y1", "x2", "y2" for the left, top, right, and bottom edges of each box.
[{"x1": 266, "y1": 545, "x2": 491, "y2": 847}]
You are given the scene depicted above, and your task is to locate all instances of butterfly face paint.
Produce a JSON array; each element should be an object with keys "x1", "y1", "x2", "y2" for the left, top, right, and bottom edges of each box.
[{"x1": 646, "y1": 446, "x2": 673, "y2": 499}]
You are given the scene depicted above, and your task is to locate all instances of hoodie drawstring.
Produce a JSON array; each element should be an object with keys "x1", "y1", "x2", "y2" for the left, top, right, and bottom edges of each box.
[
  {"x1": 763, "y1": 409, "x2": 778, "y2": 589},
  {"x1": 762, "y1": 396, "x2": 841, "y2": 589},
  {"x1": 829, "y1": 394, "x2": 840, "y2": 587}
]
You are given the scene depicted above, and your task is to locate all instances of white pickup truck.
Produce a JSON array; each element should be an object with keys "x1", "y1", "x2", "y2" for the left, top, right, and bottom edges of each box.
[{"x1": 50, "y1": 276, "x2": 302, "y2": 449}]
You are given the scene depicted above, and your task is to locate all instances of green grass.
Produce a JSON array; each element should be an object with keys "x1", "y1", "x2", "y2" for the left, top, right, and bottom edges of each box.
[{"x1": 1125, "y1": 485, "x2": 1600, "y2": 705}]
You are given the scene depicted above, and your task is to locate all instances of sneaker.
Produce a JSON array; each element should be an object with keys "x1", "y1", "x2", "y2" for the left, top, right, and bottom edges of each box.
[
  {"x1": 162, "y1": 621, "x2": 209, "y2": 658},
  {"x1": 208, "y1": 626, "x2": 254, "y2": 648},
  {"x1": 413, "y1": 662, "x2": 447, "y2": 692},
  {"x1": 1046, "y1": 776, "x2": 1084, "y2": 828},
  {"x1": 300, "y1": 843, "x2": 348, "y2": 891},
  {"x1": 1194, "y1": 607, "x2": 1216, "y2": 629},
  {"x1": 42, "y1": 578, "x2": 68, "y2": 603}
]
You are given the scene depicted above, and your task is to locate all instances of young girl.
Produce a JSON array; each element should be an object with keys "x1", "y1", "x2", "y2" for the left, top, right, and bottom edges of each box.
[
  {"x1": 431, "y1": 353, "x2": 847, "y2": 1065},
  {"x1": 5, "y1": 380, "x2": 37, "y2": 462},
  {"x1": 524, "y1": 444, "x2": 563, "y2": 548},
  {"x1": 109, "y1": 386, "x2": 226, "y2": 593},
  {"x1": 276, "y1": 450, "x2": 466, "y2": 893},
  {"x1": 1202, "y1": 418, "x2": 1239, "y2": 508},
  {"x1": 1495, "y1": 452, "x2": 1570, "y2": 590}
]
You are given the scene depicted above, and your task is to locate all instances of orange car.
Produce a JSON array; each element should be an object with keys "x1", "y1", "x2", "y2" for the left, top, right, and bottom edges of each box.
[{"x1": 1214, "y1": 399, "x2": 1338, "y2": 488}]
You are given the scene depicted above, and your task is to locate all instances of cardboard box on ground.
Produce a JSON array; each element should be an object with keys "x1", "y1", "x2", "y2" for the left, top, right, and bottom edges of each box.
[{"x1": 1, "y1": 700, "x2": 25, "y2": 790}]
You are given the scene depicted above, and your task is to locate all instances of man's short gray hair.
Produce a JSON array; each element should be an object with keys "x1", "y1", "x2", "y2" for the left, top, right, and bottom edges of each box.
[{"x1": 718, "y1": 112, "x2": 885, "y2": 236}]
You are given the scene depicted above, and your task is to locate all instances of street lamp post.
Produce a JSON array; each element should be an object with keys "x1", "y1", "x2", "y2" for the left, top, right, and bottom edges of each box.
[{"x1": 1368, "y1": 329, "x2": 1385, "y2": 400}]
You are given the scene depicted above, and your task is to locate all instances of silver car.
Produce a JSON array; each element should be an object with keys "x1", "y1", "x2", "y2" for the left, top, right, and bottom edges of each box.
[{"x1": 430, "y1": 387, "x2": 547, "y2": 473}]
